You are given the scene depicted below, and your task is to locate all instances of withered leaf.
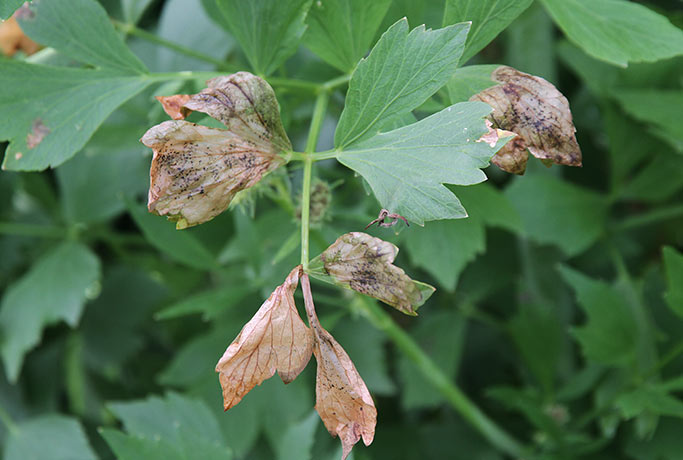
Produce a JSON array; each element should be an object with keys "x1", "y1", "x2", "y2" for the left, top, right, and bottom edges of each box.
[
  {"x1": 0, "y1": 15, "x2": 40, "y2": 57},
  {"x1": 470, "y1": 66, "x2": 582, "y2": 175},
  {"x1": 301, "y1": 274, "x2": 376, "y2": 460},
  {"x1": 215, "y1": 266, "x2": 313, "y2": 411},
  {"x1": 309, "y1": 232, "x2": 434, "y2": 315},
  {"x1": 155, "y1": 94, "x2": 192, "y2": 120},
  {"x1": 142, "y1": 72, "x2": 292, "y2": 228}
]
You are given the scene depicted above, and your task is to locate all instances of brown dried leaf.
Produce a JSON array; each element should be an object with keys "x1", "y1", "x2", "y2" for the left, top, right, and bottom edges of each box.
[
  {"x1": 470, "y1": 66, "x2": 582, "y2": 175},
  {"x1": 142, "y1": 72, "x2": 292, "y2": 228},
  {"x1": 215, "y1": 266, "x2": 313, "y2": 411},
  {"x1": 0, "y1": 15, "x2": 40, "y2": 57},
  {"x1": 309, "y1": 232, "x2": 434, "y2": 315},
  {"x1": 301, "y1": 274, "x2": 376, "y2": 460},
  {"x1": 155, "y1": 95, "x2": 192, "y2": 120}
]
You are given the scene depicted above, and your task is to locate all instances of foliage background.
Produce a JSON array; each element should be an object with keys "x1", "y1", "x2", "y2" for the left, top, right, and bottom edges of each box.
[{"x1": 1, "y1": 0, "x2": 682, "y2": 459}]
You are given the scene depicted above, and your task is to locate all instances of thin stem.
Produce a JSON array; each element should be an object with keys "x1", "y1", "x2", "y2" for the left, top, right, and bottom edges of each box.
[
  {"x1": 612, "y1": 204, "x2": 683, "y2": 232},
  {"x1": 113, "y1": 20, "x2": 238, "y2": 72},
  {"x1": 267, "y1": 77, "x2": 321, "y2": 92},
  {"x1": 310, "y1": 149, "x2": 339, "y2": 162},
  {"x1": 0, "y1": 222, "x2": 66, "y2": 239},
  {"x1": 354, "y1": 296, "x2": 526, "y2": 458},
  {"x1": 144, "y1": 71, "x2": 224, "y2": 82},
  {"x1": 0, "y1": 404, "x2": 18, "y2": 434},
  {"x1": 322, "y1": 74, "x2": 352, "y2": 91},
  {"x1": 644, "y1": 340, "x2": 683, "y2": 379},
  {"x1": 300, "y1": 91, "x2": 330, "y2": 269}
]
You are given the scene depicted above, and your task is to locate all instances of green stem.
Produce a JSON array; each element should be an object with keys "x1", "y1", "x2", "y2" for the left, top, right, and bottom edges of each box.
[
  {"x1": 355, "y1": 296, "x2": 526, "y2": 458},
  {"x1": 65, "y1": 333, "x2": 86, "y2": 417},
  {"x1": 300, "y1": 91, "x2": 330, "y2": 269},
  {"x1": 0, "y1": 404, "x2": 18, "y2": 434},
  {"x1": 0, "y1": 222, "x2": 65, "y2": 239},
  {"x1": 322, "y1": 73, "x2": 352, "y2": 91},
  {"x1": 267, "y1": 77, "x2": 321, "y2": 92},
  {"x1": 613, "y1": 204, "x2": 683, "y2": 232},
  {"x1": 113, "y1": 20, "x2": 238, "y2": 72}
]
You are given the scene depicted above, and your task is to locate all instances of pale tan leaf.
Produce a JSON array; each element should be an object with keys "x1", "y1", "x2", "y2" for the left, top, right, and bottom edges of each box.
[
  {"x1": 155, "y1": 94, "x2": 192, "y2": 120},
  {"x1": 471, "y1": 66, "x2": 582, "y2": 174},
  {"x1": 301, "y1": 274, "x2": 376, "y2": 460},
  {"x1": 309, "y1": 232, "x2": 434, "y2": 315},
  {"x1": 142, "y1": 72, "x2": 291, "y2": 228},
  {"x1": 215, "y1": 266, "x2": 313, "y2": 411}
]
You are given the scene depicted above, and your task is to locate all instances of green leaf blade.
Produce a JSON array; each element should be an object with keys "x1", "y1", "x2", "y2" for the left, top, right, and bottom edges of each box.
[
  {"x1": 443, "y1": 0, "x2": 534, "y2": 64},
  {"x1": 0, "y1": 62, "x2": 150, "y2": 171},
  {"x1": 663, "y1": 246, "x2": 683, "y2": 318},
  {"x1": 559, "y1": 266, "x2": 638, "y2": 366},
  {"x1": 303, "y1": 0, "x2": 392, "y2": 72},
  {"x1": 541, "y1": 0, "x2": 683, "y2": 67},
  {"x1": 18, "y1": 0, "x2": 147, "y2": 73},
  {"x1": 0, "y1": 0, "x2": 24, "y2": 19},
  {"x1": 336, "y1": 102, "x2": 505, "y2": 224},
  {"x1": 5, "y1": 415, "x2": 97, "y2": 460},
  {"x1": 0, "y1": 242, "x2": 100, "y2": 382},
  {"x1": 334, "y1": 19, "x2": 471, "y2": 148},
  {"x1": 216, "y1": 0, "x2": 312, "y2": 76}
]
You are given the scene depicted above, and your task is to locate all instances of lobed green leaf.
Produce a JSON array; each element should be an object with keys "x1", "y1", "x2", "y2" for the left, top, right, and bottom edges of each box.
[
  {"x1": 443, "y1": 0, "x2": 533, "y2": 65},
  {"x1": 335, "y1": 18, "x2": 470, "y2": 148}
]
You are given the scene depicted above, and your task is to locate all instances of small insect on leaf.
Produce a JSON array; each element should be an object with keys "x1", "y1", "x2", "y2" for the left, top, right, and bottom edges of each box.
[
  {"x1": 301, "y1": 274, "x2": 376, "y2": 460},
  {"x1": 215, "y1": 266, "x2": 313, "y2": 411},
  {"x1": 470, "y1": 66, "x2": 582, "y2": 175},
  {"x1": 141, "y1": 72, "x2": 292, "y2": 229},
  {"x1": 308, "y1": 232, "x2": 435, "y2": 315}
]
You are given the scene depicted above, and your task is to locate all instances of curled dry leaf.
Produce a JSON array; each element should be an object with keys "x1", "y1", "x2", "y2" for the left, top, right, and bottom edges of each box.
[
  {"x1": 0, "y1": 15, "x2": 40, "y2": 57},
  {"x1": 470, "y1": 65, "x2": 582, "y2": 175},
  {"x1": 155, "y1": 94, "x2": 192, "y2": 120},
  {"x1": 301, "y1": 274, "x2": 376, "y2": 460},
  {"x1": 215, "y1": 266, "x2": 313, "y2": 411},
  {"x1": 141, "y1": 72, "x2": 292, "y2": 228},
  {"x1": 309, "y1": 232, "x2": 434, "y2": 315}
]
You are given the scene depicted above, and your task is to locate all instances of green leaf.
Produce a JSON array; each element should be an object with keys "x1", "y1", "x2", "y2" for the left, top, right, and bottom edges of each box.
[
  {"x1": 303, "y1": 0, "x2": 392, "y2": 72},
  {"x1": 621, "y1": 152, "x2": 683, "y2": 202},
  {"x1": 121, "y1": 0, "x2": 154, "y2": 25},
  {"x1": 334, "y1": 19, "x2": 470, "y2": 148},
  {"x1": 446, "y1": 64, "x2": 499, "y2": 103},
  {"x1": 56, "y1": 123, "x2": 149, "y2": 224},
  {"x1": 405, "y1": 217, "x2": 485, "y2": 291},
  {"x1": 82, "y1": 266, "x2": 167, "y2": 378},
  {"x1": 102, "y1": 392, "x2": 232, "y2": 460},
  {"x1": 18, "y1": 0, "x2": 147, "y2": 73},
  {"x1": 505, "y1": 175, "x2": 607, "y2": 256},
  {"x1": 158, "y1": 0, "x2": 235, "y2": 71},
  {"x1": 0, "y1": 0, "x2": 23, "y2": 19},
  {"x1": 540, "y1": 0, "x2": 683, "y2": 67},
  {"x1": 0, "y1": 241, "x2": 100, "y2": 382},
  {"x1": 559, "y1": 266, "x2": 638, "y2": 365},
  {"x1": 274, "y1": 411, "x2": 319, "y2": 460},
  {"x1": 625, "y1": 419, "x2": 683, "y2": 460},
  {"x1": 443, "y1": 0, "x2": 533, "y2": 64},
  {"x1": 216, "y1": 0, "x2": 312, "y2": 76},
  {"x1": 617, "y1": 386, "x2": 683, "y2": 419},
  {"x1": 4, "y1": 415, "x2": 97, "y2": 460},
  {"x1": 613, "y1": 89, "x2": 683, "y2": 153},
  {"x1": 336, "y1": 102, "x2": 508, "y2": 224},
  {"x1": 503, "y1": 4, "x2": 557, "y2": 83},
  {"x1": 0, "y1": 62, "x2": 150, "y2": 171},
  {"x1": 663, "y1": 247, "x2": 683, "y2": 318},
  {"x1": 155, "y1": 284, "x2": 252, "y2": 321},
  {"x1": 127, "y1": 201, "x2": 217, "y2": 271},
  {"x1": 403, "y1": 180, "x2": 521, "y2": 290},
  {"x1": 508, "y1": 303, "x2": 563, "y2": 393}
]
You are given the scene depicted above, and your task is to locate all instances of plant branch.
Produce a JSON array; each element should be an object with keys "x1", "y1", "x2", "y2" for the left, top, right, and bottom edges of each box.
[
  {"x1": 0, "y1": 404, "x2": 18, "y2": 435},
  {"x1": 353, "y1": 296, "x2": 526, "y2": 458},
  {"x1": 612, "y1": 203, "x2": 683, "y2": 232},
  {"x1": 113, "y1": 20, "x2": 238, "y2": 72},
  {"x1": 300, "y1": 90, "x2": 330, "y2": 269},
  {"x1": 0, "y1": 222, "x2": 66, "y2": 239}
]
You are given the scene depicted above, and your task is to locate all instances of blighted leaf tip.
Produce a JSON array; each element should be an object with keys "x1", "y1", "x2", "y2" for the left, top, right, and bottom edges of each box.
[
  {"x1": 471, "y1": 66, "x2": 582, "y2": 175},
  {"x1": 141, "y1": 72, "x2": 291, "y2": 228}
]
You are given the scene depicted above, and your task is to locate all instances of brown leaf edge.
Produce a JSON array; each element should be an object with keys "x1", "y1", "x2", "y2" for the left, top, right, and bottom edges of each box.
[
  {"x1": 471, "y1": 65, "x2": 582, "y2": 175},
  {"x1": 301, "y1": 273, "x2": 377, "y2": 460},
  {"x1": 215, "y1": 266, "x2": 313, "y2": 411}
]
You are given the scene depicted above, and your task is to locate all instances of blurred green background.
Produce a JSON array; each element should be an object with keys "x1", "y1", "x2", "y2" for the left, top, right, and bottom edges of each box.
[{"x1": 1, "y1": 0, "x2": 683, "y2": 459}]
